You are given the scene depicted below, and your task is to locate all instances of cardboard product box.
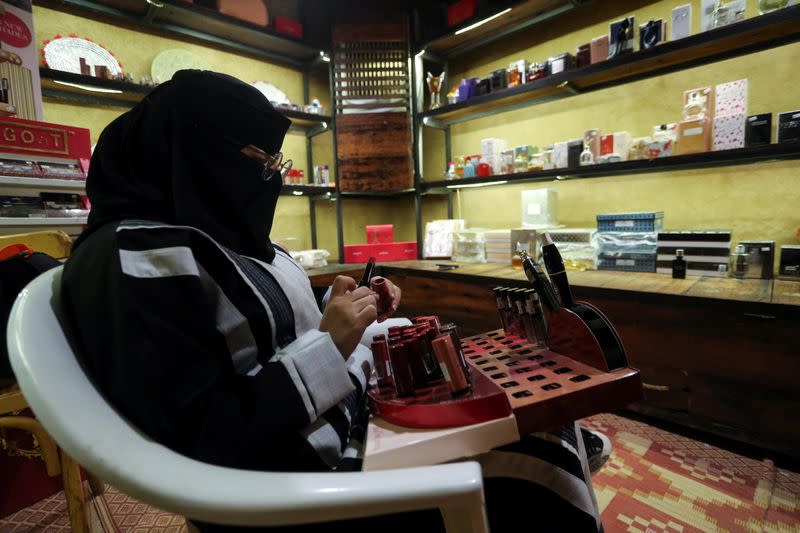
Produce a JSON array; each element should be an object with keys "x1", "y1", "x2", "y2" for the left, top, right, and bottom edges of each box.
[
  {"x1": 676, "y1": 116, "x2": 711, "y2": 155},
  {"x1": 366, "y1": 224, "x2": 394, "y2": 244},
  {"x1": 553, "y1": 141, "x2": 568, "y2": 169},
  {"x1": 745, "y1": 113, "x2": 772, "y2": 146},
  {"x1": 713, "y1": 113, "x2": 746, "y2": 151},
  {"x1": 778, "y1": 110, "x2": 800, "y2": 143},
  {"x1": 779, "y1": 245, "x2": 800, "y2": 280},
  {"x1": 0, "y1": 0, "x2": 43, "y2": 120},
  {"x1": 715, "y1": 79, "x2": 748, "y2": 118},
  {"x1": 218, "y1": 0, "x2": 268, "y2": 26},
  {"x1": 590, "y1": 35, "x2": 609, "y2": 64},
  {"x1": 613, "y1": 131, "x2": 630, "y2": 160},
  {"x1": 343, "y1": 242, "x2": 418, "y2": 264}
]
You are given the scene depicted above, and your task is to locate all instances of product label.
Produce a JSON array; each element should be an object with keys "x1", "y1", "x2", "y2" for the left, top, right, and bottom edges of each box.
[
  {"x1": 683, "y1": 127, "x2": 703, "y2": 136},
  {"x1": 616, "y1": 259, "x2": 636, "y2": 266},
  {"x1": 0, "y1": 12, "x2": 32, "y2": 49},
  {"x1": 0, "y1": 120, "x2": 70, "y2": 155},
  {"x1": 614, "y1": 220, "x2": 635, "y2": 228},
  {"x1": 439, "y1": 362, "x2": 452, "y2": 383},
  {"x1": 527, "y1": 203, "x2": 542, "y2": 215}
]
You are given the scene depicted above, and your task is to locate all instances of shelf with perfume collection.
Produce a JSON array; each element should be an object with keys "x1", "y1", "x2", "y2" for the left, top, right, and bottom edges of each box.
[
  {"x1": 419, "y1": 142, "x2": 800, "y2": 192},
  {"x1": 35, "y1": 0, "x2": 322, "y2": 68},
  {"x1": 416, "y1": 4, "x2": 800, "y2": 127}
]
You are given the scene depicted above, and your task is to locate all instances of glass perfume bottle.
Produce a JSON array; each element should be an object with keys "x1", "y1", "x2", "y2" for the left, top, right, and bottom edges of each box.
[
  {"x1": 758, "y1": 0, "x2": 789, "y2": 14},
  {"x1": 444, "y1": 162, "x2": 457, "y2": 180},
  {"x1": 672, "y1": 249, "x2": 686, "y2": 279},
  {"x1": 512, "y1": 242, "x2": 527, "y2": 269},
  {"x1": 730, "y1": 244, "x2": 749, "y2": 279},
  {"x1": 455, "y1": 156, "x2": 465, "y2": 178},
  {"x1": 463, "y1": 157, "x2": 476, "y2": 178}
]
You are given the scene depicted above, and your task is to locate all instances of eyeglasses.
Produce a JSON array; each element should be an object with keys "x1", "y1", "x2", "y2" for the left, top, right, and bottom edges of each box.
[{"x1": 262, "y1": 151, "x2": 293, "y2": 183}]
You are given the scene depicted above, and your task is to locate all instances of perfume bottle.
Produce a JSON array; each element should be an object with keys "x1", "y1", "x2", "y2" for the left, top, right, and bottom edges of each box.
[
  {"x1": 476, "y1": 156, "x2": 492, "y2": 177},
  {"x1": 455, "y1": 156, "x2": 465, "y2": 178},
  {"x1": 512, "y1": 242, "x2": 527, "y2": 269},
  {"x1": 730, "y1": 244, "x2": 749, "y2": 279},
  {"x1": 672, "y1": 249, "x2": 686, "y2": 279},
  {"x1": 758, "y1": 0, "x2": 789, "y2": 13},
  {"x1": 444, "y1": 162, "x2": 457, "y2": 180},
  {"x1": 463, "y1": 157, "x2": 476, "y2": 178}
]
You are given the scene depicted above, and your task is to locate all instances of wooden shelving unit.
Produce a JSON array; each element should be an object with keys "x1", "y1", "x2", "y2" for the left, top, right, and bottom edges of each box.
[
  {"x1": 417, "y1": 4, "x2": 800, "y2": 126},
  {"x1": 420, "y1": 142, "x2": 800, "y2": 191}
]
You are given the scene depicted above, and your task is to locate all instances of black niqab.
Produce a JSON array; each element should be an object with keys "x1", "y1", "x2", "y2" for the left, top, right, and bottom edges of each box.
[{"x1": 77, "y1": 69, "x2": 291, "y2": 263}]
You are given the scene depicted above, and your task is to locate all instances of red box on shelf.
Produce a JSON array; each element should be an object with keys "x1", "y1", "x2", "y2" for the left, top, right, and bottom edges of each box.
[
  {"x1": 366, "y1": 224, "x2": 394, "y2": 244},
  {"x1": 343, "y1": 242, "x2": 418, "y2": 263},
  {"x1": 274, "y1": 16, "x2": 303, "y2": 38},
  {"x1": 447, "y1": 0, "x2": 478, "y2": 26}
]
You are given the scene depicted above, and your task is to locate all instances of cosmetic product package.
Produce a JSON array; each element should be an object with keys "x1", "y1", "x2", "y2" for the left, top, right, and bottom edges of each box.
[
  {"x1": 745, "y1": 113, "x2": 772, "y2": 146},
  {"x1": 453, "y1": 229, "x2": 487, "y2": 263},
  {"x1": 701, "y1": 0, "x2": 717, "y2": 31},
  {"x1": 715, "y1": 79, "x2": 748, "y2": 118},
  {"x1": 0, "y1": 195, "x2": 45, "y2": 217},
  {"x1": 218, "y1": 0, "x2": 269, "y2": 26},
  {"x1": 489, "y1": 69, "x2": 507, "y2": 92},
  {"x1": 432, "y1": 334, "x2": 470, "y2": 396},
  {"x1": 343, "y1": 242, "x2": 418, "y2": 263},
  {"x1": 366, "y1": 224, "x2": 395, "y2": 244},
  {"x1": 628, "y1": 137, "x2": 651, "y2": 160},
  {"x1": 639, "y1": 19, "x2": 666, "y2": 50},
  {"x1": 676, "y1": 117, "x2": 712, "y2": 155},
  {"x1": 567, "y1": 138, "x2": 583, "y2": 168},
  {"x1": 458, "y1": 77, "x2": 479, "y2": 101},
  {"x1": 485, "y1": 229, "x2": 512, "y2": 263},
  {"x1": 777, "y1": 110, "x2": 800, "y2": 143},
  {"x1": 274, "y1": 16, "x2": 303, "y2": 38},
  {"x1": 597, "y1": 212, "x2": 664, "y2": 233},
  {"x1": 475, "y1": 78, "x2": 491, "y2": 96},
  {"x1": 739, "y1": 240, "x2": 776, "y2": 279},
  {"x1": 553, "y1": 141, "x2": 569, "y2": 169},
  {"x1": 542, "y1": 229, "x2": 598, "y2": 270},
  {"x1": 598, "y1": 232, "x2": 658, "y2": 254},
  {"x1": 684, "y1": 86, "x2": 715, "y2": 120},
  {"x1": 510, "y1": 228, "x2": 539, "y2": 262},
  {"x1": 613, "y1": 131, "x2": 631, "y2": 160},
  {"x1": 590, "y1": 35, "x2": 609, "y2": 64},
  {"x1": 713, "y1": 113, "x2": 746, "y2": 150},
  {"x1": 671, "y1": 4, "x2": 692, "y2": 40},
  {"x1": 779, "y1": 245, "x2": 800, "y2": 280},
  {"x1": 547, "y1": 53, "x2": 575, "y2": 76},
  {"x1": 656, "y1": 231, "x2": 732, "y2": 277},
  {"x1": 598, "y1": 251, "x2": 657, "y2": 273},
  {"x1": 424, "y1": 219, "x2": 465, "y2": 259},
  {"x1": 576, "y1": 44, "x2": 591, "y2": 67},
  {"x1": 521, "y1": 188, "x2": 558, "y2": 228},
  {"x1": 649, "y1": 124, "x2": 677, "y2": 158},
  {"x1": 608, "y1": 17, "x2": 635, "y2": 59},
  {"x1": 600, "y1": 134, "x2": 614, "y2": 156},
  {"x1": 0, "y1": 1, "x2": 43, "y2": 120}
]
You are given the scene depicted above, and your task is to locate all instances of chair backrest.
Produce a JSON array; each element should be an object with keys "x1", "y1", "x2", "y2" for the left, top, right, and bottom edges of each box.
[
  {"x1": 0, "y1": 230, "x2": 72, "y2": 259},
  {"x1": 8, "y1": 267, "x2": 488, "y2": 531}
]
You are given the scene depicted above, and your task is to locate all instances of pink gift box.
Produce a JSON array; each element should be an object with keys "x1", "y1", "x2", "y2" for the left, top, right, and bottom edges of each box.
[
  {"x1": 715, "y1": 79, "x2": 748, "y2": 118},
  {"x1": 713, "y1": 114, "x2": 746, "y2": 151}
]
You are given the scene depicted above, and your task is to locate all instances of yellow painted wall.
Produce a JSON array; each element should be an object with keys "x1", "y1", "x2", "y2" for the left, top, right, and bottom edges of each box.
[{"x1": 421, "y1": 0, "x2": 800, "y2": 266}]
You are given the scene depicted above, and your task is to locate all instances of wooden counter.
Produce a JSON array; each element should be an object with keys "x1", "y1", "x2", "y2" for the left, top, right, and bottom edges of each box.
[{"x1": 307, "y1": 260, "x2": 800, "y2": 458}]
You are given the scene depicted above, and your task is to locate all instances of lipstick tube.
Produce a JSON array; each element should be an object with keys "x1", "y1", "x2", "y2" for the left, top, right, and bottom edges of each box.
[
  {"x1": 524, "y1": 289, "x2": 548, "y2": 347},
  {"x1": 419, "y1": 326, "x2": 444, "y2": 379},
  {"x1": 404, "y1": 337, "x2": 430, "y2": 389},
  {"x1": 493, "y1": 287, "x2": 512, "y2": 333},
  {"x1": 505, "y1": 288, "x2": 523, "y2": 337},
  {"x1": 432, "y1": 334, "x2": 470, "y2": 396},
  {"x1": 370, "y1": 277, "x2": 393, "y2": 315},
  {"x1": 440, "y1": 323, "x2": 470, "y2": 379},
  {"x1": 513, "y1": 290, "x2": 536, "y2": 344},
  {"x1": 388, "y1": 342, "x2": 415, "y2": 397},
  {"x1": 371, "y1": 335, "x2": 393, "y2": 388}
]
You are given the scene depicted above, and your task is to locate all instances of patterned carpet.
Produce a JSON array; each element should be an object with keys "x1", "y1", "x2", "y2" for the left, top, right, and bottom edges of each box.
[{"x1": 1, "y1": 413, "x2": 798, "y2": 532}]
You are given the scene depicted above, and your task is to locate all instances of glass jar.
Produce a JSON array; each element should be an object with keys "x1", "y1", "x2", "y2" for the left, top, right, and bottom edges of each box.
[
  {"x1": 455, "y1": 156, "x2": 465, "y2": 178},
  {"x1": 758, "y1": 0, "x2": 788, "y2": 13}
]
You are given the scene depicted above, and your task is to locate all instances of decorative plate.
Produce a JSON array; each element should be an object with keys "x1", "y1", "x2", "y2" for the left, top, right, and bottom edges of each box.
[
  {"x1": 42, "y1": 36, "x2": 122, "y2": 75},
  {"x1": 151, "y1": 49, "x2": 210, "y2": 83},
  {"x1": 251, "y1": 80, "x2": 290, "y2": 105}
]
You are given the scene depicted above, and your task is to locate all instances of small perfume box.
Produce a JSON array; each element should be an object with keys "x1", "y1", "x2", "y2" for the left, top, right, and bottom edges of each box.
[
  {"x1": 715, "y1": 79, "x2": 748, "y2": 118},
  {"x1": 613, "y1": 131, "x2": 630, "y2": 160},
  {"x1": 671, "y1": 4, "x2": 692, "y2": 40},
  {"x1": 590, "y1": 35, "x2": 609, "y2": 64},
  {"x1": 676, "y1": 116, "x2": 711, "y2": 155},
  {"x1": 684, "y1": 86, "x2": 714, "y2": 120},
  {"x1": 567, "y1": 138, "x2": 583, "y2": 168},
  {"x1": 600, "y1": 134, "x2": 614, "y2": 155},
  {"x1": 739, "y1": 240, "x2": 775, "y2": 279},
  {"x1": 779, "y1": 245, "x2": 800, "y2": 280},
  {"x1": 745, "y1": 113, "x2": 772, "y2": 146},
  {"x1": 777, "y1": 110, "x2": 800, "y2": 143},
  {"x1": 553, "y1": 141, "x2": 569, "y2": 169},
  {"x1": 547, "y1": 53, "x2": 575, "y2": 76},
  {"x1": 713, "y1": 113, "x2": 746, "y2": 151}
]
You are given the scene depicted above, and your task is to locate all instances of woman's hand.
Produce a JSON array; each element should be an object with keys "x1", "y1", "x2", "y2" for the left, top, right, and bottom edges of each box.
[
  {"x1": 370, "y1": 276, "x2": 402, "y2": 322},
  {"x1": 319, "y1": 276, "x2": 378, "y2": 358}
]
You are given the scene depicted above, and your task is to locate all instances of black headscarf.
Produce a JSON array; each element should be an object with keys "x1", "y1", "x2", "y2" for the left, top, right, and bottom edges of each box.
[{"x1": 77, "y1": 70, "x2": 291, "y2": 263}]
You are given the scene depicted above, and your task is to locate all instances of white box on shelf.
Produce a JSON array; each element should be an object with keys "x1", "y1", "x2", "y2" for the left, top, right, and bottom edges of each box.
[
  {"x1": 521, "y1": 189, "x2": 558, "y2": 228},
  {"x1": 715, "y1": 79, "x2": 748, "y2": 118},
  {"x1": 713, "y1": 113, "x2": 746, "y2": 150},
  {"x1": 701, "y1": 0, "x2": 717, "y2": 32},
  {"x1": 613, "y1": 131, "x2": 631, "y2": 160},
  {"x1": 553, "y1": 141, "x2": 568, "y2": 168},
  {"x1": 671, "y1": 4, "x2": 692, "y2": 41},
  {"x1": 481, "y1": 138, "x2": 507, "y2": 156}
]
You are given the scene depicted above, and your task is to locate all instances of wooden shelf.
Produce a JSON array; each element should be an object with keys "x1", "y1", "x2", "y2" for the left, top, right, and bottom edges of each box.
[
  {"x1": 0, "y1": 217, "x2": 87, "y2": 226},
  {"x1": 39, "y1": 68, "x2": 331, "y2": 132},
  {"x1": 36, "y1": 0, "x2": 321, "y2": 67},
  {"x1": 340, "y1": 189, "x2": 417, "y2": 199},
  {"x1": 420, "y1": 143, "x2": 800, "y2": 191},
  {"x1": 417, "y1": 0, "x2": 576, "y2": 59},
  {"x1": 0, "y1": 176, "x2": 86, "y2": 191},
  {"x1": 281, "y1": 185, "x2": 335, "y2": 197},
  {"x1": 418, "y1": 5, "x2": 800, "y2": 126}
]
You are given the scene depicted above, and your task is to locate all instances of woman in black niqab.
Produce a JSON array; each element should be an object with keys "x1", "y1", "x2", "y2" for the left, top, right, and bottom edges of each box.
[{"x1": 78, "y1": 69, "x2": 290, "y2": 262}]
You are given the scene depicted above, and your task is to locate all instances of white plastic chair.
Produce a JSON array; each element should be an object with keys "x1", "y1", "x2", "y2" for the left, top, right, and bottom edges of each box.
[{"x1": 8, "y1": 267, "x2": 489, "y2": 531}]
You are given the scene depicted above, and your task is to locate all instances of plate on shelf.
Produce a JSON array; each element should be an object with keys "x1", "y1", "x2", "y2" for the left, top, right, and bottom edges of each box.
[
  {"x1": 252, "y1": 80, "x2": 290, "y2": 106},
  {"x1": 42, "y1": 37, "x2": 122, "y2": 76},
  {"x1": 151, "y1": 49, "x2": 210, "y2": 84}
]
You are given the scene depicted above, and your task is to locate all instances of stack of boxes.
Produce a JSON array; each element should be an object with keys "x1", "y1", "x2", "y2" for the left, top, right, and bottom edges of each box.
[
  {"x1": 481, "y1": 138, "x2": 507, "y2": 174},
  {"x1": 596, "y1": 212, "x2": 663, "y2": 272},
  {"x1": 343, "y1": 225, "x2": 418, "y2": 263},
  {"x1": 484, "y1": 229, "x2": 511, "y2": 263}
]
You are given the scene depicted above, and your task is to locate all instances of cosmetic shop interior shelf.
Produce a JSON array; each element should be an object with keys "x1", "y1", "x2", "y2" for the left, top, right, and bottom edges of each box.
[
  {"x1": 0, "y1": 217, "x2": 88, "y2": 226},
  {"x1": 281, "y1": 185, "x2": 335, "y2": 197},
  {"x1": 0, "y1": 176, "x2": 86, "y2": 191},
  {"x1": 36, "y1": 0, "x2": 321, "y2": 67},
  {"x1": 416, "y1": 4, "x2": 800, "y2": 126},
  {"x1": 420, "y1": 142, "x2": 800, "y2": 192},
  {"x1": 39, "y1": 68, "x2": 332, "y2": 131}
]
